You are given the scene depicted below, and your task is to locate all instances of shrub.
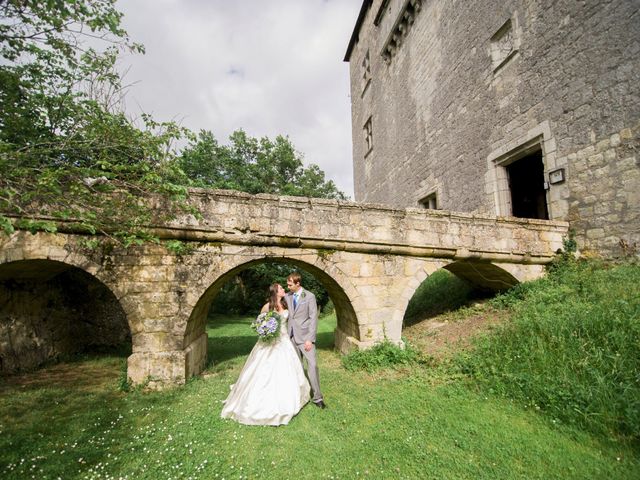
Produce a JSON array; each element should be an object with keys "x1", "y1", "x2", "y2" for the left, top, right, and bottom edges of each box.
[{"x1": 341, "y1": 339, "x2": 427, "y2": 372}]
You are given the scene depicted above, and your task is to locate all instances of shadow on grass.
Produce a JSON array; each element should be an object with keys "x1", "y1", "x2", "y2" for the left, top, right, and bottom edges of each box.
[
  {"x1": 0, "y1": 354, "x2": 139, "y2": 478},
  {"x1": 206, "y1": 334, "x2": 256, "y2": 367},
  {"x1": 315, "y1": 330, "x2": 334, "y2": 351},
  {"x1": 205, "y1": 313, "x2": 336, "y2": 369},
  {"x1": 0, "y1": 345, "x2": 130, "y2": 392},
  {"x1": 403, "y1": 270, "x2": 492, "y2": 328}
]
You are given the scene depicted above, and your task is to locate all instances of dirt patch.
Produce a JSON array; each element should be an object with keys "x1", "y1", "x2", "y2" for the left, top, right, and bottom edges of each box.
[{"x1": 403, "y1": 304, "x2": 510, "y2": 359}]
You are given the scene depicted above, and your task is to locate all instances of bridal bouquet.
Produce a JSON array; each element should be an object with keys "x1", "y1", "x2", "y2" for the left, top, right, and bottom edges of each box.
[{"x1": 251, "y1": 311, "x2": 281, "y2": 343}]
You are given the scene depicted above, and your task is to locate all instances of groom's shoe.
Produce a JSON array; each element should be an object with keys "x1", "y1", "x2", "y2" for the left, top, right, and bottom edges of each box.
[{"x1": 314, "y1": 400, "x2": 327, "y2": 409}]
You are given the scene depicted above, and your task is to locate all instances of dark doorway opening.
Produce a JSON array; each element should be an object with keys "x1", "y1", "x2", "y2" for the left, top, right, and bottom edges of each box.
[{"x1": 506, "y1": 150, "x2": 549, "y2": 219}]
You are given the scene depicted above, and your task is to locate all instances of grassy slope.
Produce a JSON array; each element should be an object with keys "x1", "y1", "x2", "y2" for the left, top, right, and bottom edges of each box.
[
  {"x1": 1, "y1": 261, "x2": 639, "y2": 479},
  {"x1": 455, "y1": 260, "x2": 640, "y2": 441}
]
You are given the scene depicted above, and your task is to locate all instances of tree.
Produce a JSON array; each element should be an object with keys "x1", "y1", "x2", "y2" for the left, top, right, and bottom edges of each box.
[
  {"x1": 0, "y1": 0, "x2": 346, "y2": 254},
  {"x1": 179, "y1": 129, "x2": 347, "y2": 200},
  {"x1": 211, "y1": 262, "x2": 331, "y2": 315},
  {"x1": 0, "y1": 0, "x2": 188, "y2": 242}
]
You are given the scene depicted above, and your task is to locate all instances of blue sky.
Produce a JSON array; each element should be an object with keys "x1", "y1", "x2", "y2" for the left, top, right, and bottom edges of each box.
[{"x1": 117, "y1": 0, "x2": 362, "y2": 198}]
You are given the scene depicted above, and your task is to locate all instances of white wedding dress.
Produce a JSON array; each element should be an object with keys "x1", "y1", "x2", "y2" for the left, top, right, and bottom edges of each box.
[{"x1": 220, "y1": 310, "x2": 311, "y2": 426}]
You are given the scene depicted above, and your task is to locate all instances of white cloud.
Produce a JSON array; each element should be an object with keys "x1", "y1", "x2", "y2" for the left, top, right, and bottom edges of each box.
[{"x1": 116, "y1": 0, "x2": 361, "y2": 197}]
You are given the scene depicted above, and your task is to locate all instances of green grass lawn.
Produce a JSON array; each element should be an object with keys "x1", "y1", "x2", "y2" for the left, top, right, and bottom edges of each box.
[{"x1": 1, "y1": 311, "x2": 638, "y2": 479}]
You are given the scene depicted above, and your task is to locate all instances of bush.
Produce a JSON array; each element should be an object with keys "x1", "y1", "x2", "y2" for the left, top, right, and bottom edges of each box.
[
  {"x1": 455, "y1": 258, "x2": 640, "y2": 441},
  {"x1": 341, "y1": 339, "x2": 427, "y2": 372}
]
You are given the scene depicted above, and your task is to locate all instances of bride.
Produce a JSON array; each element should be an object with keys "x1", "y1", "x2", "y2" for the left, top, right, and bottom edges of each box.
[{"x1": 220, "y1": 283, "x2": 311, "y2": 425}]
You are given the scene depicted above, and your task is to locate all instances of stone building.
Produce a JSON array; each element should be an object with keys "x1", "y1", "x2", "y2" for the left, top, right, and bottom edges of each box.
[{"x1": 345, "y1": 0, "x2": 639, "y2": 255}]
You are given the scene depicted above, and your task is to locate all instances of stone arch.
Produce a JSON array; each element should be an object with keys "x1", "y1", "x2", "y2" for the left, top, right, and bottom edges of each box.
[
  {"x1": 394, "y1": 259, "x2": 529, "y2": 337},
  {"x1": 184, "y1": 250, "x2": 359, "y2": 374},
  {"x1": 0, "y1": 232, "x2": 102, "y2": 274},
  {"x1": 0, "y1": 258, "x2": 131, "y2": 374},
  {"x1": 443, "y1": 260, "x2": 521, "y2": 291},
  {"x1": 0, "y1": 232, "x2": 132, "y2": 318},
  {"x1": 391, "y1": 259, "x2": 449, "y2": 337}
]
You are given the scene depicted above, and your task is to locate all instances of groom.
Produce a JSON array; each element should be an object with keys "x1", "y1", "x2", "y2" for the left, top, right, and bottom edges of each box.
[{"x1": 286, "y1": 272, "x2": 326, "y2": 409}]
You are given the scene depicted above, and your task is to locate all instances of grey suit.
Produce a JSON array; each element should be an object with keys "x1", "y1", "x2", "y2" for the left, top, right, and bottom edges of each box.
[{"x1": 286, "y1": 288, "x2": 323, "y2": 403}]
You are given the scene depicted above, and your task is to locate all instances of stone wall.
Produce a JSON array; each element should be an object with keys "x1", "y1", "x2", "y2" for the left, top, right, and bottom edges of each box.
[
  {"x1": 566, "y1": 124, "x2": 639, "y2": 253},
  {"x1": 347, "y1": 0, "x2": 640, "y2": 255},
  {"x1": 0, "y1": 263, "x2": 130, "y2": 374}
]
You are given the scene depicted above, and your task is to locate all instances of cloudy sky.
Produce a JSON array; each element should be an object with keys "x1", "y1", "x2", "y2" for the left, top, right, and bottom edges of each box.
[{"x1": 116, "y1": 0, "x2": 362, "y2": 198}]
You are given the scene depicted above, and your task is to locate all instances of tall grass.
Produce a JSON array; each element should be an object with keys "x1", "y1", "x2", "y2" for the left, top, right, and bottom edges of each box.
[{"x1": 455, "y1": 259, "x2": 640, "y2": 441}]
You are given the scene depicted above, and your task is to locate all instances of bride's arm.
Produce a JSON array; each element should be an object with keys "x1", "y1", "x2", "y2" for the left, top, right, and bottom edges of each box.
[{"x1": 260, "y1": 303, "x2": 269, "y2": 313}]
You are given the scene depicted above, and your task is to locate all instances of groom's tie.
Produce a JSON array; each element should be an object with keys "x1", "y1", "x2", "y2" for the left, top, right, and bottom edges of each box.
[{"x1": 293, "y1": 293, "x2": 298, "y2": 309}]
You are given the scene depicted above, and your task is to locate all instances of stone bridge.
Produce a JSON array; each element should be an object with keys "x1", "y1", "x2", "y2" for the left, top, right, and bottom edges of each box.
[{"x1": 0, "y1": 189, "x2": 568, "y2": 387}]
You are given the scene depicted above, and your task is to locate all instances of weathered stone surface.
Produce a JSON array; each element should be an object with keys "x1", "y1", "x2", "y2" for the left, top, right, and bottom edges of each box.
[
  {"x1": 184, "y1": 332, "x2": 208, "y2": 380},
  {"x1": 0, "y1": 189, "x2": 567, "y2": 386},
  {"x1": 346, "y1": 0, "x2": 639, "y2": 257},
  {"x1": 0, "y1": 263, "x2": 129, "y2": 374}
]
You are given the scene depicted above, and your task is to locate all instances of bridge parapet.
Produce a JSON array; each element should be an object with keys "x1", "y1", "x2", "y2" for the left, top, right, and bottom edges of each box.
[{"x1": 164, "y1": 189, "x2": 569, "y2": 264}]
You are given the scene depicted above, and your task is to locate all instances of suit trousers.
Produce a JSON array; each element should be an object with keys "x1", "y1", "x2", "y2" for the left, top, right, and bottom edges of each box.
[{"x1": 293, "y1": 341, "x2": 323, "y2": 403}]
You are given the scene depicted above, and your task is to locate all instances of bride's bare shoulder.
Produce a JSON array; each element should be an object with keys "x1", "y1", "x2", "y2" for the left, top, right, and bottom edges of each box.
[{"x1": 260, "y1": 303, "x2": 269, "y2": 313}]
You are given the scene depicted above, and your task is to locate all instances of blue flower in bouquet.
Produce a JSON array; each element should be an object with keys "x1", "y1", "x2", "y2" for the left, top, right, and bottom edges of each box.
[{"x1": 251, "y1": 311, "x2": 282, "y2": 342}]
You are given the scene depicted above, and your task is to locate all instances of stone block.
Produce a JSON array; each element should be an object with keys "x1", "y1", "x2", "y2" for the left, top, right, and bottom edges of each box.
[
  {"x1": 334, "y1": 327, "x2": 360, "y2": 355},
  {"x1": 594, "y1": 203, "x2": 609, "y2": 215},
  {"x1": 185, "y1": 332, "x2": 208, "y2": 379},
  {"x1": 610, "y1": 134, "x2": 621, "y2": 147},
  {"x1": 587, "y1": 153, "x2": 604, "y2": 168},
  {"x1": 586, "y1": 228, "x2": 605, "y2": 239},
  {"x1": 132, "y1": 332, "x2": 182, "y2": 352},
  {"x1": 359, "y1": 263, "x2": 373, "y2": 277},
  {"x1": 618, "y1": 157, "x2": 638, "y2": 170},
  {"x1": 596, "y1": 138, "x2": 610, "y2": 151},
  {"x1": 128, "y1": 350, "x2": 187, "y2": 388},
  {"x1": 550, "y1": 201, "x2": 569, "y2": 218},
  {"x1": 620, "y1": 128, "x2": 633, "y2": 140}
]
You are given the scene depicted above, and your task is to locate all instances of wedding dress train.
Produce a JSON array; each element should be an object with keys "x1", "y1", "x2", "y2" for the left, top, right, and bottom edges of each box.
[{"x1": 220, "y1": 310, "x2": 311, "y2": 425}]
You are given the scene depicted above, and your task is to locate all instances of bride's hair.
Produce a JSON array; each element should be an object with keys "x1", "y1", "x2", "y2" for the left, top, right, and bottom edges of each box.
[{"x1": 268, "y1": 283, "x2": 287, "y2": 311}]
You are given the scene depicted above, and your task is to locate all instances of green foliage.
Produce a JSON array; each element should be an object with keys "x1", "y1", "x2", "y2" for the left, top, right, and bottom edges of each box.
[
  {"x1": 0, "y1": 0, "x2": 193, "y2": 245},
  {"x1": 178, "y1": 129, "x2": 347, "y2": 200},
  {"x1": 117, "y1": 358, "x2": 132, "y2": 392},
  {"x1": 0, "y1": 1, "x2": 346, "y2": 245},
  {"x1": 316, "y1": 248, "x2": 337, "y2": 260},
  {"x1": 211, "y1": 263, "x2": 330, "y2": 315},
  {"x1": 562, "y1": 230, "x2": 578, "y2": 255},
  {"x1": 13, "y1": 218, "x2": 57, "y2": 234},
  {"x1": 164, "y1": 240, "x2": 196, "y2": 256},
  {"x1": 79, "y1": 237, "x2": 100, "y2": 250},
  {"x1": 0, "y1": 214, "x2": 15, "y2": 235},
  {"x1": 456, "y1": 258, "x2": 640, "y2": 441},
  {"x1": 341, "y1": 339, "x2": 427, "y2": 372}
]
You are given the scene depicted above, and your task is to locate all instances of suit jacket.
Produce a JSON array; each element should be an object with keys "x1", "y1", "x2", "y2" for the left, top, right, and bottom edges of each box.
[{"x1": 285, "y1": 288, "x2": 318, "y2": 344}]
